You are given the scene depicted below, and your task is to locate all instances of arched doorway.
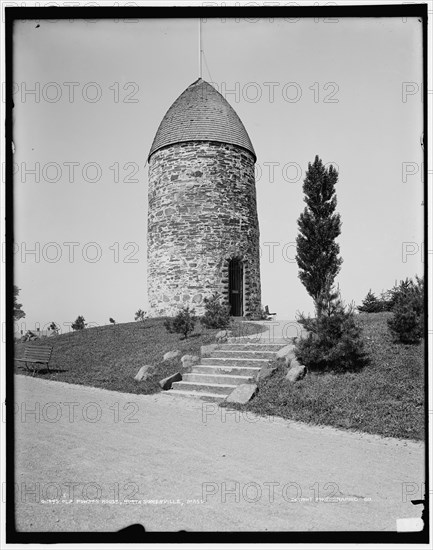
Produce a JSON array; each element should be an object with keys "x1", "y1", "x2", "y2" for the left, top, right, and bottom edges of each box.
[{"x1": 228, "y1": 259, "x2": 243, "y2": 316}]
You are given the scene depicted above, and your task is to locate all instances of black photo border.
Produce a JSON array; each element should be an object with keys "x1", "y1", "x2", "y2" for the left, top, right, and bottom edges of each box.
[{"x1": 4, "y1": 2, "x2": 429, "y2": 545}]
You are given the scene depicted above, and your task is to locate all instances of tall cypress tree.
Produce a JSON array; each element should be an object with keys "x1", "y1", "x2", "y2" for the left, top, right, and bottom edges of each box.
[{"x1": 296, "y1": 155, "x2": 342, "y2": 315}]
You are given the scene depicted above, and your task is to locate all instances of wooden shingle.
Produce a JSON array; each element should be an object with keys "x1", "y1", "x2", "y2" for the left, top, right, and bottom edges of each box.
[{"x1": 148, "y1": 78, "x2": 256, "y2": 162}]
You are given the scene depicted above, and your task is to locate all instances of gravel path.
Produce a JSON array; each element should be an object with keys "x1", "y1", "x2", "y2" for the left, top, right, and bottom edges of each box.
[{"x1": 14, "y1": 375, "x2": 424, "y2": 532}]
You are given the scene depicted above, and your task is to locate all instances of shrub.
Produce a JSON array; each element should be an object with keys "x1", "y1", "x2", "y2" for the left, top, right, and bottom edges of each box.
[
  {"x1": 164, "y1": 306, "x2": 196, "y2": 339},
  {"x1": 295, "y1": 291, "x2": 366, "y2": 373},
  {"x1": 245, "y1": 304, "x2": 268, "y2": 321},
  {"x1": 71, "y1": 315, "x2": 86, "y2": 331},
  {"x1": 201, "y1": 293, "x2": 231, "y2": 329},
  {"x1": 388, "y1": 276, "x2": 424, "y2": 344},
  {"x1": 134, "y1": 309, "x2": 146, "y2": 322}
]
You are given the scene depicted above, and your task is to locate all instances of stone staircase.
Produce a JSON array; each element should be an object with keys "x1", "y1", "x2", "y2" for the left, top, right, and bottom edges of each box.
[{"x1": 165, "y1": 337, "x2": 290, "y2": 402}]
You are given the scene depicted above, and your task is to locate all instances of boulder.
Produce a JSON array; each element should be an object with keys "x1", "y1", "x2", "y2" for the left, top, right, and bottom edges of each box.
[
  {"x1": 215, "y1": 330, "x2": 232, "y2": 344},
  {"x1": 163, "y1": 350, "x2": 181, "y2": 362},
  {"x1": 287, "y1": 355, "x2": 303, "y2": 369},
  {"x1": 200, "y1": 344, "x2": 218, "y2": 357},
  {"x1": 159, "y1": 372, "x2": 182, "y2": 390},
  {"x1": 215, "y1": 330, "x2": 228, "y2": 343},
  {"x1": 256, "y1": 363, "x2": 279, "y2": 383},
  {"x1": 134, "y1": 365, "x2": 153, "y2": 382},
  {"x1": 285, "y1": 363, "x2": 307, "y2": 383},
  {"x1": 225, "y1": 383, "x2": 258, "y2": 404},
  {"x1": 276, "y1": 344, "x2": 295, "y2": 361},
  {"x1": 181, "y1": 354, "x2": 200, "y2": 370}
]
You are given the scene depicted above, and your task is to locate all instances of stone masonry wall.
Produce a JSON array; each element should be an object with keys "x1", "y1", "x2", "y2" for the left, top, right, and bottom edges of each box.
[{"x1": 147, "y1": 141, "x2": 261, "y2": 317}]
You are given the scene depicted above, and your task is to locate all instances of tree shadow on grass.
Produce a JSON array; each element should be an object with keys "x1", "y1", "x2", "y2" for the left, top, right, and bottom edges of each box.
[
  {"x1": 16, "y1": 365, "x2": 67, "y2": 375},
  {"x1": 184, "y1": 333, "x2": 202, "y2": 340},
  {"x1": 306, "y1": 353, "x2": 370, "y2": 375}
]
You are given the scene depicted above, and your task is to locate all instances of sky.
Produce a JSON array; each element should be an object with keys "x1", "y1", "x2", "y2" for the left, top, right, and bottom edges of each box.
[{"x1": 11, "y1": 14, "x2": 424, "y2": 333}]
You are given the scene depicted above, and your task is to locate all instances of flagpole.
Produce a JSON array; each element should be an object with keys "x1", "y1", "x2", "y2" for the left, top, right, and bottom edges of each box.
[{"x1": 199, "y1": 18, "x2": 202, "y2": 78}]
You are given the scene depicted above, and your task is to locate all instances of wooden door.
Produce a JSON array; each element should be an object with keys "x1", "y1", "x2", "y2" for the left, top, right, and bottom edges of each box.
[{"x1": 229, "y1": 259, "x2": 243, "y2": 316}]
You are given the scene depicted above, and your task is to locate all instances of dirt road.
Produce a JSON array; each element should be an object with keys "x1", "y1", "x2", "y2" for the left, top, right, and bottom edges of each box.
[{"x1": 14, "y1": 375, "x2": 424, "y2": 532}]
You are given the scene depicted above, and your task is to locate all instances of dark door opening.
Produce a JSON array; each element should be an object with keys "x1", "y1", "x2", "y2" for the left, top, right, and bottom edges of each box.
[{"x1": 228, "y1": 259, "x2": 243, "y2": 316}]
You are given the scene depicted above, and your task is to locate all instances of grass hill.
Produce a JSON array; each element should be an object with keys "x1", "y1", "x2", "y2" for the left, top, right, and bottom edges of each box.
[
  {"x1": 14, "y1": 318, "x2": 265, "y2": 395},
  {"x1": 238, "y1": 312, "x2": 425, "y2": 441},
  {"x1": 14, "y1": 313, "x2": 425, "y2": 440}
]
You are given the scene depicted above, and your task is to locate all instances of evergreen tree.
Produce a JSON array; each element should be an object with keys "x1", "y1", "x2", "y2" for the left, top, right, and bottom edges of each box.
[
  {"x1": 13, "y1": 286, "x2": 26, "y2": 320},
  {"x1": 388, "y1": 276, "x2": 424, "y2": 344},
  {"x1": 201, "y1": 292, "x2": 231, "y2": 329},
  {"x1": 72, "y1": 315, "x2": 86, "y2": 331},
  {"x1": 358, "y1": 290, "x2": 382, "y2": 313},
  {"x1": 164, "y1": 307, "x2": 196, "y2": 339},
  {"x1": 296, "y1": 155, "x2": 342, "y2": 315},
  {"x1": 379, "y1": 289, "x2": 394, "y2": 312},
  {"x1": 296, "y1": 289, "x2": 366, "y2": 373}
]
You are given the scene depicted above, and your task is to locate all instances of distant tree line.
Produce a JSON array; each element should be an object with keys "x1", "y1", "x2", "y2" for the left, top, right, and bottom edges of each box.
[{"x1": 359, "y1": 277, "x2": 424, "y2": 344}]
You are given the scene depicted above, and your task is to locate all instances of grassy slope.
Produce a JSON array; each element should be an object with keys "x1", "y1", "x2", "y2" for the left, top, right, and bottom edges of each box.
[
  {"x1": 14, "y1": 318, "x2": 266, "y2": 395},
  {"x1": 15, "y1": 313, "x2": 425, "y2": 440},
  {"x1": 238, "y1": 312, "x2": 425, "y2": 441}
]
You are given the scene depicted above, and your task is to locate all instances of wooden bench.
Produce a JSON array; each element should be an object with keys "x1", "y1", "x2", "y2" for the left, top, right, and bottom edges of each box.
[
  {"x1": 16, "y1": 344, "x2": 53, "y2": 372},
  {"x1": 264, "y1": 305, "x2": 276, "y2": 318}
]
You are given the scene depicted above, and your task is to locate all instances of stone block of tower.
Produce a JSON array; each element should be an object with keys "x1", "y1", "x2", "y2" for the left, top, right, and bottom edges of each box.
[{"x1": 147, "y1": 78, "x2": 261, "y2": 317}]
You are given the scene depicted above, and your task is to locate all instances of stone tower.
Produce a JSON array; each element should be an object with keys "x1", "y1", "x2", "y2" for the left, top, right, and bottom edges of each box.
[{"x1": 147, "y1": 78, "x2": 261, "y2": 317}]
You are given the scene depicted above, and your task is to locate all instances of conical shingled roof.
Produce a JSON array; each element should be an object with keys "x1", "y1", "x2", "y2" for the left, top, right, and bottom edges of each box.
[{"x1": 148, "y1": 78, "x2": 256, "y2": 161}]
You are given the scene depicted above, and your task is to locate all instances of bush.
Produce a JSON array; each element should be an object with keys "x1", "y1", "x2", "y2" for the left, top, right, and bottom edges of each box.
[
  {"x1": 295, "y1": 291, "x2": 366, "y2": 373},
  {"x1": 134, "y1": 309, "x2": 146, "y2": 322},
  {"x1": 245, "y1": 304, "x2": 268, "y2": 321},
  {"x1": 164, "y1": 307, "x2": 196, "y2": 339},
  {"x1": 200, "y1": 293, "x2": 231, "y2": 329},
  {"x1": 72, "y1": 315, "x2": 86, "y2": 331},
  {"x1": 388, "y1": 276, "x2": 424, "y2": 344}
]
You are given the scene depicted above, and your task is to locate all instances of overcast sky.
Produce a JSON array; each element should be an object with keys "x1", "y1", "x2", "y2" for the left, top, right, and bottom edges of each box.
[{"x1": 12, "y1": 15, "x2": 424, "y2": 332}]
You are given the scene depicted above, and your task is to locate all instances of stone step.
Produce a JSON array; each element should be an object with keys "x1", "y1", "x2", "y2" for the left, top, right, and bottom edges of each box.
[
  {"x1": 201, "y1": 357, "x2": 271, "y2": 367},
  {"x1": 171, "y1": 381, "x2": 236, "y2": 395},
  {"x1": 211, "y1": 349, "x2": 277, "y2": 359},
  {"x1": 183, "y1": 372, "x2": 254, "y2": 385},
  {"x1": 192, "y1": 364, "x2": 261, "y2": 377},
  {"x1": 161, "y1": 389, "x2": 226, "y2": 402},
  {"x1": 219, "y1": 343, "x2": 287, "y2": 352},
  {"x1": 228, "y1": 337, "x2": 291, "y2": 345}
]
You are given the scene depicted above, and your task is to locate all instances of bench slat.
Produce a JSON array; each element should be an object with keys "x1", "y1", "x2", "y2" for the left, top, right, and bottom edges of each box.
[
  {"x1": 24, "y1": 345, "x2": 52, "y2": 350},
  {"x1": 24, "y1": 353, "x2": 51, "y2": 359},
  {"x1": 16, "y1": 358, "x2": 49, "y2": 363}
]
